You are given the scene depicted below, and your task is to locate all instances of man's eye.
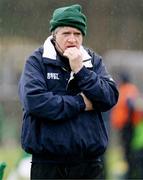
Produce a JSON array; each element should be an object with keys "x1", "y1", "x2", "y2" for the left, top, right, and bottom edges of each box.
[
  {"x1": 75, "y1": 33, "x2": 81, "y2": 36},
  {"x1": 63, "y1": 32, "x2": 70, "y2": 35}
]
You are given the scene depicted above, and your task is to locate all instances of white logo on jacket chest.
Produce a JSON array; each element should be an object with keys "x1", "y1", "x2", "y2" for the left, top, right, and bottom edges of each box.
[{"x1": 47, "y1": 73, "x2": 59, "y2": 80}]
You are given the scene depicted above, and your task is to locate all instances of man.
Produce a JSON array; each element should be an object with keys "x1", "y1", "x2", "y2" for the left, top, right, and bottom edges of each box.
[{"x1": 18, "y1": 4, "x2": 118, "y2": 179}]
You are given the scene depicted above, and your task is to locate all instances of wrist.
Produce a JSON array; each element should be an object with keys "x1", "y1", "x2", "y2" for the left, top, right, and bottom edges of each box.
[{"x1": 73, "y1": 65, "x2": 84, "y2": 74}]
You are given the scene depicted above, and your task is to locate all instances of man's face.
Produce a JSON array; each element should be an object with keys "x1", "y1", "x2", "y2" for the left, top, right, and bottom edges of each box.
[{"x1": 54, "y1": 26, "x2": 83, "y2": 54}]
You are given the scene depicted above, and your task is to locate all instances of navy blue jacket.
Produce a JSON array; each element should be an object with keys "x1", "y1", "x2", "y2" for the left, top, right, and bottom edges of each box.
[{"x1": 18, "y1": 46, "x2": 118, "y2": 163}]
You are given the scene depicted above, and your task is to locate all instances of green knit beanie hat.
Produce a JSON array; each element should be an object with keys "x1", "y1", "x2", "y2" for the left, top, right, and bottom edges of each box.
[{"x1": 50, "y1": 4, "x2": 87, "y2": 36}]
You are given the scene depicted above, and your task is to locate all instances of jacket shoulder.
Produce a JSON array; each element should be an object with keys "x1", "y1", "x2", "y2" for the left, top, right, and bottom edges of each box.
[
  {"x1": 24, "y1": 46, "x2": 46, "y2": 77},
  {"x1": 27, "y1": 46, "x2": 43, "y2": 63},
  {"x1": 84, "y1": 47, "x2": 103, "y2": 65}
]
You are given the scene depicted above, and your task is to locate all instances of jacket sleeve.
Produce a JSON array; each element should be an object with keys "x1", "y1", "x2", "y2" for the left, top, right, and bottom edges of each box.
[
  {"x1": 18, "y1": 57, "x2": 85, "y2": 121},
  {"x1": 74, "y1": 55, "x2": 119, "y2": 112}
]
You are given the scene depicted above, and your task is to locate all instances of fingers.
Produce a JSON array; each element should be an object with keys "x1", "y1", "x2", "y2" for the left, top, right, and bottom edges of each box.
[
  {"x1": 80, "y1": 93, "x2": 94, "y2": 111},
  {"x1": 63, "y1": 47, "x2": 81, "y2": 59},
  {"x1": 63, "y1": 47, "x2": 83, "y2": 73}
]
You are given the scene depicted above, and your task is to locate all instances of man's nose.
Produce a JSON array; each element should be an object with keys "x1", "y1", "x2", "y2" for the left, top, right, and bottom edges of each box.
[{"x1": 67, "y1": 34, "x2": 76, "y2": 42}]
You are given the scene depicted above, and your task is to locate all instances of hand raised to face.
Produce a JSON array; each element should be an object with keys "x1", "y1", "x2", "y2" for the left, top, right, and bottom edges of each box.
[{"x1": 63, "y1": 47, "x2": 83, "y2": 73}]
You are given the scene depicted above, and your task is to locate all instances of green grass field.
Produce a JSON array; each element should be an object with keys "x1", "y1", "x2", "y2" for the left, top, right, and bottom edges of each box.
[
  {"x1": 0, "y1": 146, "x2": 22, "y2": 180},
  {"x1": 0, "y1": 144, "x2": 127, "y2": 180}
]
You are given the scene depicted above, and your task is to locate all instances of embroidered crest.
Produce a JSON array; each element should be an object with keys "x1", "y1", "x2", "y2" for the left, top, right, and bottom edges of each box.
[{"x1": 47, "y1": 73, "x2": 59, "y2": 80}]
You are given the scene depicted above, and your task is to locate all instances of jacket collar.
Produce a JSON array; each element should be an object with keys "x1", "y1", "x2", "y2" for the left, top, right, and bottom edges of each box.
[{"x1": 42, "y1": 36, "x2": 93, "y2": 68}]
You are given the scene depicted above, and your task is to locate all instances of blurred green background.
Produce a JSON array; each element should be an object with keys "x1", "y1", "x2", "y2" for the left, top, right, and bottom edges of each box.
[{"x1": 0, "y1": 0, "x2": 143, "y2": 179}]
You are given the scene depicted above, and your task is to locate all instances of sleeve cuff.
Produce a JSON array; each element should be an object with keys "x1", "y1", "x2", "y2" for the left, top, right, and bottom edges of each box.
[
  {"x1": 74, "y1": 66, "x2": 91, "y2": 81},
  {"x1": 75, "y1": 94, "x2": 85, "y2": 111}
]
